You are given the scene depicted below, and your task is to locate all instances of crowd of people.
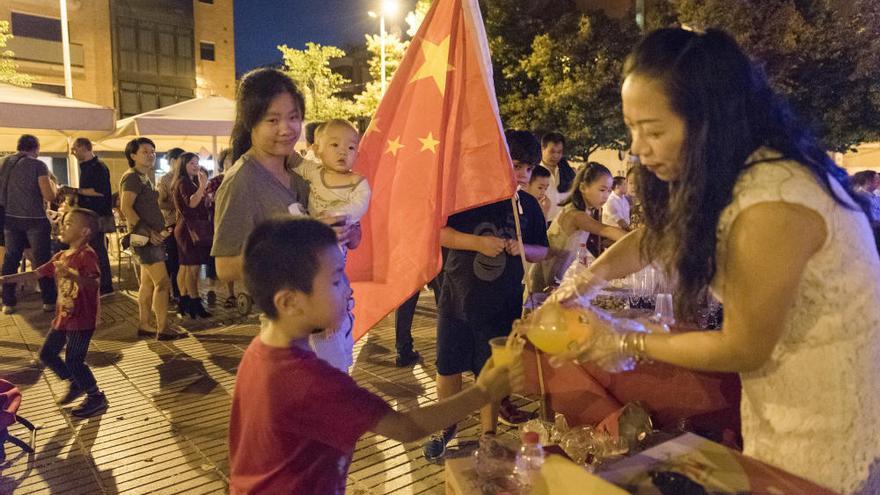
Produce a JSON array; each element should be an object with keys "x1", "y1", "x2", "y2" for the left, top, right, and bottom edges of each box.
[{"x1": 1, "y1": 24, "x2": 879, "y2": 495}]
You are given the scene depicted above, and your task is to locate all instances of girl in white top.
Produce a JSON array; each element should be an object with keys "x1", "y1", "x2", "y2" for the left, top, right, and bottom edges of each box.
[
  {"x1": 551, "y1": 28, "x2": 880, "y2": 494},
  {"x1": 526, "y1": 163, "x2": 626, "y2": 306}
]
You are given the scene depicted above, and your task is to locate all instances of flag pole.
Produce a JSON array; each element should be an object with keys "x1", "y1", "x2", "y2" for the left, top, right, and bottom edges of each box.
[{"x1": 510, "y1": 194, "x2": 550, "y2": 421}]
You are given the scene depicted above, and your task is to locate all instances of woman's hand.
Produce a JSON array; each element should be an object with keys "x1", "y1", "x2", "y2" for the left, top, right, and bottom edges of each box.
[{"x1": 197, "y1": 171, "x2": 209, "y2": 189}]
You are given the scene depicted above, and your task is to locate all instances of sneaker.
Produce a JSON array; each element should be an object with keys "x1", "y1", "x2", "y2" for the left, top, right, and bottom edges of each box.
[
  {"x1": 42, "y1": 303, "x2": 55, "y2": 313},
  {"x1": 423, "y1": 424, "x2": 457, "y2": 463},
  {"x1": 71, "y1": 392, "x2": 108, "y2": 418},
  {"x1": 395, "y1": 349, "x2": 421, "y2": 367},
  {"x1": 2, "y1": 305, "x2": 14, "y2": 315},
  {"x1": 58, "y1": 381, "x2": 85, "y2": 405},
  {"x1": 498, "y1": 397, "x2": 537, "y2": 426},
  {"x1": 206, "y1": 290, "x2": 217, "y2": 306}
]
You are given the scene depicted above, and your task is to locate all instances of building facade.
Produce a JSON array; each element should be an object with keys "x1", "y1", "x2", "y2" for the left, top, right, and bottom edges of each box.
[{"x1": 2, "y1": 0, "x2": 235, "y2": 118}]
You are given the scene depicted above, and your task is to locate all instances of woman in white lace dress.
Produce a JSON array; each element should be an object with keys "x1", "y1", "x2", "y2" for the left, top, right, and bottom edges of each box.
[{"x1": 555, "y1": 28, "x2": 880, "y2": 493}]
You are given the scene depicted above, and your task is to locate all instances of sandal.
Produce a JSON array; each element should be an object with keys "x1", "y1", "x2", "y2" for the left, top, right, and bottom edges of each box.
[{"x1": 223, "y1": 296, "x2": 236, "y2": 308}]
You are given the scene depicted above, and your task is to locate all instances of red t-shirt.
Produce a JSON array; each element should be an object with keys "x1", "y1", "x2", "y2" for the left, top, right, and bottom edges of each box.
[
  {"x1": 37, "y1": 245, "x2": 100, "y2": 331},
  {"x1": 228, "y1": 337, "x2": 391, "y2": 495}
]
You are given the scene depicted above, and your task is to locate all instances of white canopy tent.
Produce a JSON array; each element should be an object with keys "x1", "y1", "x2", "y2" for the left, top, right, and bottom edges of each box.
[
  {"x1": 94, "y1": 96, "x2": 235, "y2": 166},
  {"x1": 0, "y1": 82, "x2": 115, "y2": 184}
]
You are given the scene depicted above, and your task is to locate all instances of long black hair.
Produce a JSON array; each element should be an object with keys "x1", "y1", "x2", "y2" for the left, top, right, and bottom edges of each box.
[
  {"x1": 560, "y1": 162, "x2": 612, "y2": 211},
  {"x1": 230, "y1": 68, "x2": 306, "y2": 163},
  {"x1": 172, "y1": 152, "x2": 200, "y2": 196},
  {"x1": 625, "y1": 28, "x2": 875, "y2": 318}
]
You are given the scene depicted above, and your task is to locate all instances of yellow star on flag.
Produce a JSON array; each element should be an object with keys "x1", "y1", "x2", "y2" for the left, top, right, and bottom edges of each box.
[
  {"x1": 418, "y1": 132, "x2": 440, "y2": 153},
  {"x1": 365, "y1": 117, "x2": 382, "y2": 137},
  {"x1": 410, "y1": 36, "x2": 453, "y2": 95},
  {"x1": 385, "y1": 136, "x2": 405, "y2": 157}
]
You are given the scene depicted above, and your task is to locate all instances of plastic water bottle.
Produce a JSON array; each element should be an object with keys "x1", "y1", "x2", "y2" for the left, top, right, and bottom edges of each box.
[
  {"x1": 514, "y1": 431, "x2": 545, "y2": 491},
  {"x1": 576, "y1": 241, "x2": 590, "y2": 266}
]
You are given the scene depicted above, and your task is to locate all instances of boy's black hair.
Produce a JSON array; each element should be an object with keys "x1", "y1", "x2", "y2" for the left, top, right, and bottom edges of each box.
[
  {"x1": 612, "y1": 176, "x2": 627, "y2": 189},
  {"x1": 124, "y1": 137, "x2": 156, "y2": 167},
  {"x1": 505, "y1": 129, "x2": 541, "y2": 167},
  {"x1": 243, "y1": 217, "x2": 338, "y2": 319},
  {"x1": 530, "y1": 165, "x2": 551, "y2": 183},
  {"x1": 65, "y1": 207, "x2": 99, "y2": 241}
]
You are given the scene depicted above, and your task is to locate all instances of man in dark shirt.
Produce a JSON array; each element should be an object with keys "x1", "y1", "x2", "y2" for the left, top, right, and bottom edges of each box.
[
  {"x1": 73, "y1": 138, "x2": 114, "y2": 295},
  {"x1": 0, "y1": 134, "x2": 58, "y2": 313}
]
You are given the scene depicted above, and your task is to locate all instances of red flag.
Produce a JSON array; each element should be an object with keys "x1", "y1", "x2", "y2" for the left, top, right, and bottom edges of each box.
[{"x1": 348, "y1": 0, "x2": 517, "y2": 340}]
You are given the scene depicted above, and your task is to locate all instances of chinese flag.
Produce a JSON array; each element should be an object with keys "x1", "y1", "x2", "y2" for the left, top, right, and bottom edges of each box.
[{"x1": 347, "y1": 0, "x2": 517, "y2": 340}]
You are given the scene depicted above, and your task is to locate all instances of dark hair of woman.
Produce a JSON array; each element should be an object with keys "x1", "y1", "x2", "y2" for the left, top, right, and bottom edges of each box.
[
  {"x1": 560, "y1": 162, "x2": 612, "y2": 211},
  {"x1": 172, "y1": 152, "x2": 200, "y2": 192},
  {"x1": 216, "y1": 148, "x2": 232, "y2": 173},
  {"x1": 624, "y1": 28, "x2": 875, "y2": 318},
  {"x1": 230, "y1": 68, "x2": 306, "y2": 163}
]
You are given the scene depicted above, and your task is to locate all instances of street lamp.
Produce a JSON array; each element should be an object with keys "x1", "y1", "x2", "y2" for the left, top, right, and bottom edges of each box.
[{"x1": 368, "y1": 0, "x2": 399, "y2": 95}]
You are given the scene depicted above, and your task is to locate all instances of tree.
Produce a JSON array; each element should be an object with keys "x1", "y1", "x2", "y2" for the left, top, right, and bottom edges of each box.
[
  {"x1": 668, "y1": 0, "x2": 880, "y2": 150},
  {"x1": 481, "y1": 0, "x2": 640, "y2": 158},
  {"x1": 278, "y1": 42, "x2": 356, "y2": 121},
  {"x1": 0, "y1": 20, "x2": 33, "y2": 87},
  {"x1": 353, "y1": 32, "x2": 409, "y2": 118},
  {"x1": 354, "y1": 0, "x2": 431, "y2": 118}
]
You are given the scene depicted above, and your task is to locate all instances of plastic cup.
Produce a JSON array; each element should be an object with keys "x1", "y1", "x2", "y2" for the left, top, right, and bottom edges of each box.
[
  {"x1": 654, "y1": 293, "x2": 674, "y2": 325},
  {"x1": 489, "y1": 336, "x2": 523, "y2": 368}
]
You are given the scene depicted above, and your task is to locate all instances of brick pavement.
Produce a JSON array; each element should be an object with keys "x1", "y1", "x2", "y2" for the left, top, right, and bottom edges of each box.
[{"x1": 0, "y1": 275, "x2": 537, "y2": 494}]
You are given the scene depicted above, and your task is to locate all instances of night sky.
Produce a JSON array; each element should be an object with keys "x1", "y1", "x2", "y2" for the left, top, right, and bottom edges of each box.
[{"x1": 234, "y1": 0, "x2": 418, "y2": 75}]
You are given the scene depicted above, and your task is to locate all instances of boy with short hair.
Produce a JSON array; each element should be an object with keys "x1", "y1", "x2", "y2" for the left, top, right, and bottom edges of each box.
[
  {"x1": 424, "y1": 130, "x2": 549, "y2": 461},
  {"x1": 0, "y1": 208, "x2": 107, "y2": 417},
  {"x1": 525, "y1": 165, "x2": 552, "y2": 222},
  {"x1": 228, "y1": 217, "x2": 517, "y2": 494}
]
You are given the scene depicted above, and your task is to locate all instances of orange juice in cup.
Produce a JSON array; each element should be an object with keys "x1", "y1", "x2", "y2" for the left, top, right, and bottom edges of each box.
[{"x1": 489, "y1": 336, "x2": 523, "y2": 367}]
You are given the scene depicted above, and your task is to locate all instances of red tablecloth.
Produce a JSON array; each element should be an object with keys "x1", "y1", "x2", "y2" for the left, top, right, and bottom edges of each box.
[{"x1": 521, "y1": 345, "x2": 741, "y2": 443}]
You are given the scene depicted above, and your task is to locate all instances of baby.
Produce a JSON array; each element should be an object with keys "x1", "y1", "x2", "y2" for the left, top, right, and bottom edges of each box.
[{"x1": 298, "y1": 119, "x2": 371, "y2": 239}]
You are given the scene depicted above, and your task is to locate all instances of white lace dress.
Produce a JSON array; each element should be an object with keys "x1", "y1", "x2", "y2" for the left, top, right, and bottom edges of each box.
[{"x1": 710, "y1": 148, "x2": 880, "y2": 494}]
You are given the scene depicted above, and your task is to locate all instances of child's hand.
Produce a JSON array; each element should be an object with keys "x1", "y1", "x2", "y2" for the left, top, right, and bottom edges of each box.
[
  {"x1": 475, "y1": 357, "x2": 522, "y2": 402},
  {"x1": 476, "y1": 236, "x2": 506, "y2": 257},
  {"x1": 504, "y1": 239, "x2": 522, "y2": 257}
]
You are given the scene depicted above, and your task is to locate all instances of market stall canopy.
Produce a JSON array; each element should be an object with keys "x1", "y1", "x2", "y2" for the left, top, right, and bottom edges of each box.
[
  {"x1": 0, "y1": 82, "x2": 115, "y2": 153},
  {"x1": 94, "y1": 95, "x2": 235, "y2": 156}
]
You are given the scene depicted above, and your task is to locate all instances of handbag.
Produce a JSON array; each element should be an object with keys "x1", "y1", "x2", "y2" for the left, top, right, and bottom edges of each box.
[{"x1": 185, "y1": 216, "x2": 213, "y2": 248}]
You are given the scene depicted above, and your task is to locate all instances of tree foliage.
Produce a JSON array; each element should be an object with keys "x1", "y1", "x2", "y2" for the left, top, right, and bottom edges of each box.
[
  {"x1": 671, "y1": 0, "x2": 880, "y2": 150},
  {"x1": 480, "y1": 0, "x2": 880, "y2": 156},
  {"x1": 0, "y1": 20, "x2": 33, "y2": 87},
  {"x1": 278, "y1": 42, "x2": 356, "y2": 121},
  {"x1": 481, "y1": 0, "x2": 640, "y2": 158},
  {"x1": 355, "y1": 0, "x2": 431, "y2": 118},
  {"x1": 353, "y1": 33, "x2": 409, "y2": 118}
]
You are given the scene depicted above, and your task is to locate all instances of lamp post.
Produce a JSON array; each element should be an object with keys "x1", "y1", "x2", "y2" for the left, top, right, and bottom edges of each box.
[{"x1": 368, "y1": 0, "x2": 398, "y2": 95}]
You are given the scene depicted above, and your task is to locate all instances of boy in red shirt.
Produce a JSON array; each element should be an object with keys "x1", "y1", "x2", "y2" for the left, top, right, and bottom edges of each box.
[
  {"x1": 228, "y1": 218, "x2": 519, "y2": 494},
  {"x1": 0, "y1": 207, "x2": 107, "y2": 418}
]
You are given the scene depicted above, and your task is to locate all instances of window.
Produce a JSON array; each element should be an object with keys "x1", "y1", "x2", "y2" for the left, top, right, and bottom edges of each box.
[
  {"x1": 11, "y1": 12, "x2": 62, "y2": 42},
  {"x1": 200, "y1": 42, "x2": 215, "y2": 61}
]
